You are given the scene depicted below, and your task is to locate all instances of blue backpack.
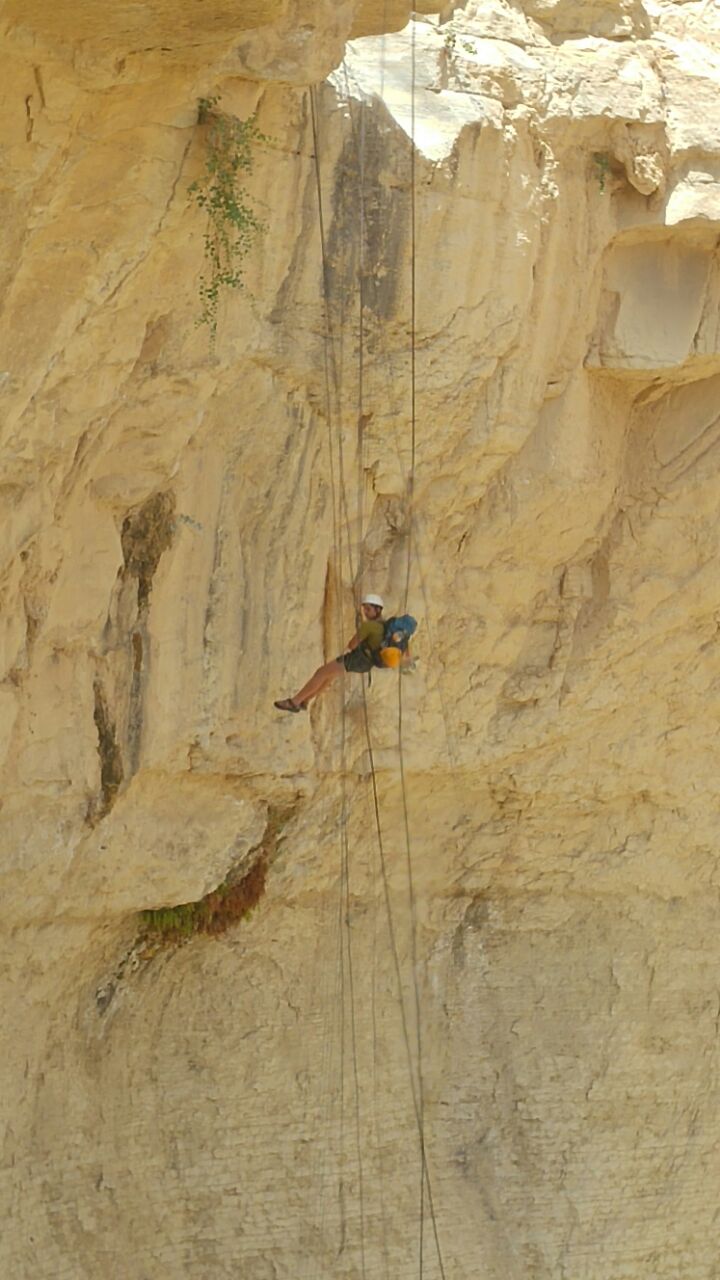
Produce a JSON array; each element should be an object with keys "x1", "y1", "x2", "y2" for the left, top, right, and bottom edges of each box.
[{"x1": 375, "y1": 614, "x2": 417, "y2": 667}]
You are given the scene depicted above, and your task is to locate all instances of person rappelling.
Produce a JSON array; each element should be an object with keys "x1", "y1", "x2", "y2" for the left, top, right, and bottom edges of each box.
[{"x1": 274, "y1": 593, "x2": 416, "y2": 713}]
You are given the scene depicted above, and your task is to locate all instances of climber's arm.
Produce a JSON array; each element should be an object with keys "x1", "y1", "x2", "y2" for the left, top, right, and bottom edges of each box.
[{"x1": 345, "y1": 617, "x2": 376, "y2": 653}]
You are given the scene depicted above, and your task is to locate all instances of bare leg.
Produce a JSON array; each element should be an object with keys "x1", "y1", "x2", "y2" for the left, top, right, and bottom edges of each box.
[{"x1": 293, "y1": 658, "x2": 344, "y2": 706}]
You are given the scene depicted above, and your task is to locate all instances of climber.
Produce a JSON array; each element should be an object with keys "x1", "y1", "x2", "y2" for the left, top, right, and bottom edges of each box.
[{"x1": 274, "y1": 593, "x2": 388, "y2": 713}]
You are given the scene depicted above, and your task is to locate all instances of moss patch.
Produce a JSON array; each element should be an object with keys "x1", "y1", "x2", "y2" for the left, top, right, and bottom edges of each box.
[
  {"x1": 139, "y1": 855, "x2": 267, "y2": 942},
  {"x1": 137, "y1": 802, "x2": 294, "y2": 948}
]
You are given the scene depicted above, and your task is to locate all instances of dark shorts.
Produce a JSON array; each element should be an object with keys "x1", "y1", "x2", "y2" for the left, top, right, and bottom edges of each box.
[{"x1": 338, "y1": 647, "x2": 376, "y2": 674}]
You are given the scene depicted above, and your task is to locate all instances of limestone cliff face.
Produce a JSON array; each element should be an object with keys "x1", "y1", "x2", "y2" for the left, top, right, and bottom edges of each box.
[{"x1": 2, "y1": 0, "x2": 720, "y2": 1275}]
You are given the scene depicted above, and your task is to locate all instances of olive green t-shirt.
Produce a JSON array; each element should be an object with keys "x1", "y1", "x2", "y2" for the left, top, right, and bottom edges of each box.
[{"x1": 357, "y1": 619, "x2": 385, "y2": 652}]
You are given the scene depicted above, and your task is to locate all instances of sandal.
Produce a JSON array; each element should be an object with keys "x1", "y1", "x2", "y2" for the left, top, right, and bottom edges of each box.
[{"x1": 274, "y1": 698, "x2": 303, "y2": 713}]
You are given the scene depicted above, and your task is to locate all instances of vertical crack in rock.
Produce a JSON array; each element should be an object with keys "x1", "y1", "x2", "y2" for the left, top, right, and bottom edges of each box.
[
  {"x1": 120, "y1": 491, "x2": 176, "y2": 612},
  {"x1": 321, "y1": 556, "x2": 333, "y2": 658},
  {"x1": 8, "y1": 542, "x2": 45, "y2": 685},
  {"x1": 23, "y1": 94, "x2": 34, "y2": 143},
  {"x1": 32, "y1": 64, "x2": 46, "y2": 108},
  {"x1": 91, "y1": 678, "x2": 124, "y2": 820},
  {"x1": 128, "y1": 629, "x2": 144, "y2": 776},
  {"x1": 88, "y1": 491, "x2": 176, "y2": 810},
  {"x1": 119, "y1": 490, "x2": 176, "y2": 774}
]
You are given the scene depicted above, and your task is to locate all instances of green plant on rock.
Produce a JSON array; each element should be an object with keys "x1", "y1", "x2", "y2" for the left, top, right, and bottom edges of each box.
[
  {"x1": 137, "y1": 802, "x2": 294, "y2": 950},
  {"x1": 139, "y1": 853, "x2": 267, "y2": 944},
  {"x1": 189, "y1": 95, "x2": 267, "y2": 342},
  {"x1": 593, "y1": 151, "x2": 612, "y2": 194}
]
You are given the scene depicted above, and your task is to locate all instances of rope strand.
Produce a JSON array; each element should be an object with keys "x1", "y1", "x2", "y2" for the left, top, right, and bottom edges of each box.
[
  {"x1": 310, "y1": 83, "x2": 367, "y2": 1277},
  {"x1": 311, "y1": 51, "x2": 448, "y2": 1277}
]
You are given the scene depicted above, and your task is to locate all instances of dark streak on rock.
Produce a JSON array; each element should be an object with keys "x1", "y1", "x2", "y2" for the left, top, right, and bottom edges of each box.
[
  {"x1": 24, "y1": 95, "x2": 34, "y2": 143},
  {"x1": 117, "y1": 492, "x2": 175, "y2": 777},
  {"x1": 33, "y1": 66, "x2": 46, "y2": 108},
  {"x1": 121, "y1": 490, "x2": 176, "y2": 610},
  {"x1": 92, "y1": 678, "x2": 124, "y2": 819}
]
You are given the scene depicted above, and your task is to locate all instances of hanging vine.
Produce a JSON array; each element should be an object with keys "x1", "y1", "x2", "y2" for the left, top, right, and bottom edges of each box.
[{"x1": 189, "y1": 95, "x2": 267, "y2": 342}]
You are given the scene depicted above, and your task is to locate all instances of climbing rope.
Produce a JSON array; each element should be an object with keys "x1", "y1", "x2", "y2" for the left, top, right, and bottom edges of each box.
[
  {"x1": 311, "y1": 28, "x2": 450, "y2": 1276},
  {"x1": 401, "y1": 21, "x2": 428, "y2": 1275},
  {"x1": 309, "y1": 81, "x2": 368, "y2": 1278},
  {"x1": 361, "y1": 696, "x2": 448, "y2": 1280},
  {"x1": 405, "y1": 18, "x2": 417, "y2": 617},
  {"x1": 357, "y1": 93, "x2": 368, "y2": 595},
  {"x1": 339, "y1": 33, "x2": 448, "y2": 1279}
]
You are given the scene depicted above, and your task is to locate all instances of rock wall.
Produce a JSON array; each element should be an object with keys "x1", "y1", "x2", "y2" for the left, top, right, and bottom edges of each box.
[{"x1": 2, "y1": 0, "x2": 720, "y2": 1276}]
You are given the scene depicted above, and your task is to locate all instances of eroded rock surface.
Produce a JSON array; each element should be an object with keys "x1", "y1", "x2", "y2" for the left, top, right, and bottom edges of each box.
[{"x1": 2, "y1": 0, "x2": 720, "y2": 1276}]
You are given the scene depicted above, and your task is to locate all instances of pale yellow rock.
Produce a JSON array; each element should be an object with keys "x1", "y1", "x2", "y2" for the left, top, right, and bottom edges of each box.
[
  {"x1": 62, "y1": 770, "x2": 268, "y2": 915},
  {"x1": 522, "y1": 0, "x2": 651, "y2": 39},
  {"x1": 2, "y1": 0, "x2": 720, "y2": 1277},
  {"x1": 587, "y1": 226, "x2": 720, "y2": 372}
]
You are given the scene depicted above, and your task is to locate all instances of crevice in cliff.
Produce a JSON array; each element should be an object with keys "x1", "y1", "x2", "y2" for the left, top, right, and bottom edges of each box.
[
  {"x1": 24, "y1": 95, "x2": 34, "y2": 143},
  {"x1": 32, "y1": 65, "x2": 46, "y2": 108},
  {"x1": 91, "y1": 678, "x2": 124, "y2": 821},
  {"x1": 168, "y1": 795, "x2": 294, "y2": 939},
  {"x1": 138, "y1": 847, "x2": 268, "y2": 945},
  {"x1": 321, "y1": 556, "x2": 333, "y2": 659},
  {"x1": 127, "y1": 630, "x2": 144, "y2": 776},
  {"x1": 117, "y1": 490, "x2": 176, "y2": 775},
  {"x1": 121, "y1": 490, "x2": 176, "y2": 610},
  {"x1": 7, "y1": 542, "x2": 45, "y2": 686},
  {"x1": 94, "y1": 802, "x2": 297, "y2": 1015}
]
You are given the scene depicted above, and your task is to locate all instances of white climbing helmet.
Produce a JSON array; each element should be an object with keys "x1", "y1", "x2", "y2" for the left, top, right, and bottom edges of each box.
[{"x1": 362, "y1": 592, "x2": 384, "y2": 610}]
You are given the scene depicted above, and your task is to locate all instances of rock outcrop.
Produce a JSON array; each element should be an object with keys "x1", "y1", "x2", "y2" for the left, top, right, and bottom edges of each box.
[{"x1": 2, "y1": 0, "x2": 720, "y2": 1275}]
